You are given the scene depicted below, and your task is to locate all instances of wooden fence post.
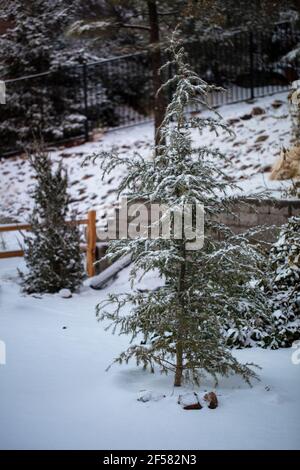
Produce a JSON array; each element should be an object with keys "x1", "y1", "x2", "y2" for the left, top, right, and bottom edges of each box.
[{"x1": 86, "y1": 210, "x2": 97, "y2": 277}]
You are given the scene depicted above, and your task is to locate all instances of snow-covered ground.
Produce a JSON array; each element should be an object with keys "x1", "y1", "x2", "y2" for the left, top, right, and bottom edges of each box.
[
  {"x1": 0, "y1": 92, "x2": 293, "y2": 228},
  {"x1": 0, "y1": 257, "x2": 299, "y2": 450}
]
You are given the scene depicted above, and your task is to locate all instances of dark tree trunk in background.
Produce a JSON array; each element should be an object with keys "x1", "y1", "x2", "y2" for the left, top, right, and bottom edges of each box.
[{"x1": 147, "y1": 0, "x2": 167, "y2": 147}]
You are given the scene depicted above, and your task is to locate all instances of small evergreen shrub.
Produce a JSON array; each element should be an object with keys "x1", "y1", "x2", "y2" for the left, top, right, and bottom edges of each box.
[{"x1": 20, "y1": 146, "x2": 84, "y2": 294}]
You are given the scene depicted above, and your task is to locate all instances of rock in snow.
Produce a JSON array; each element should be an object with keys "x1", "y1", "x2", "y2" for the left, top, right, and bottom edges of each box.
[
  {"x1": 59, "y1": 288, "x2": 72, "y2": 299},
  {"x1": 251, "y1": 106, "x2": 265, "y2": 116},
  {"x1": 203, "y1": 392, "x2": 218, "y2": 409},
  {"x1": 178, "y1": 393, "x2": 202, "y2": 410},
  {"x1": 178, "y1": 392, "x2": 218, "y2": 410}
]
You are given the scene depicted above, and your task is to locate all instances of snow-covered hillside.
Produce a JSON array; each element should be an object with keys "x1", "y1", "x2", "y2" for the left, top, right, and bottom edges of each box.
[
  {"x1": 0, "y1": 92, "x2": 293, "y2": 226},
  {"x1": 0, "y1": 257, "x2": 300, "y2": 450}
]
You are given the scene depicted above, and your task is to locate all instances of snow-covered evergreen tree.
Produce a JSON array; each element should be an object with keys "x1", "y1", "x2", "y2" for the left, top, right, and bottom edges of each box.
[
  {"x1": 225, "y1": 217, "x2": 300, "y2": 349},
  {"x1": 20, "y1": 146, "x2": 84, "y2": 294},
  {"x1": 0, "y1": 0, "x2": 93, "y2": 151},
  {"x1": 267, "y1": 216, "x2": 300, "y2": 347},
  {"x1": 0, "y1": 0, "x2": 73, "y2": 78},
  {"x1": 91, "y1": 37, "x2": 270, "y2": 386}
]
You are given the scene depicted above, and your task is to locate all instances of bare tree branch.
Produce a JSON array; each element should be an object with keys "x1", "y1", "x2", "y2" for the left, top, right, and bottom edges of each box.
[{"x1": 120, "y1": 23, "x2": 150, "y2": 31}]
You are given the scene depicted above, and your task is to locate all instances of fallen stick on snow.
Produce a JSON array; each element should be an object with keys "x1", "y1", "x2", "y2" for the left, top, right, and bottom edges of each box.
[{"x1": 89, "y1": 254, "x2": 132, "y2": 290}]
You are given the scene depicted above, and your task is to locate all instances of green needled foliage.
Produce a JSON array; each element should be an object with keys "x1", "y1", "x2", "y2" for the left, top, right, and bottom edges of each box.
[
  {"x1": 20, "y1": 145, "x2": 84, "y2": 294},
  {"x1": 266, "y1": 216, "x2": 300, "y2": 347}
]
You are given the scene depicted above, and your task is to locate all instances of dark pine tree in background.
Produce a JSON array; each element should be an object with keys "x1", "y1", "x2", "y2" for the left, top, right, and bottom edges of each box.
[
  {"x1": 0, "y1": 0, "x2": 73, "y2": 78},
  {"x1": 68, "y1": 0, "x2": 188, "y2": 146},
  {"x1": 68, "y1": 0, "x2": 299, "y2": 146},
  {"x1": 20, "y1": 146, "x2": 84, "y2": 294},
  {"x1": 69, "y1": 0, "x2": 175, "y2": 143},
  {"x1": 0, "y1": 0, "x2": 95, "y2": 150}
]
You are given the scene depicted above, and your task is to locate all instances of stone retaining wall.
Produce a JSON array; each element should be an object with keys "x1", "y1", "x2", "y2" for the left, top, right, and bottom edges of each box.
[
  {"x1": 218, "y1": 198, "x2": 300, "y2": 241},
  {"x1": 96, "y1": 198, "x2": 300, "y2": 248}
]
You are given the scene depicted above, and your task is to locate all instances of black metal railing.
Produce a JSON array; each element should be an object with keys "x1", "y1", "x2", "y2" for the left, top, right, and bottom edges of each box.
[{"x1": 0, "y1": 28, "x2": 299, "y2": 157}]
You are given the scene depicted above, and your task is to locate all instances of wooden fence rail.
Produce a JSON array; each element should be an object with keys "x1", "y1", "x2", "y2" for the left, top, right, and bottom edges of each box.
[{"x1": 0, "y1": 210, "x2": 97, "y2": 277}]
